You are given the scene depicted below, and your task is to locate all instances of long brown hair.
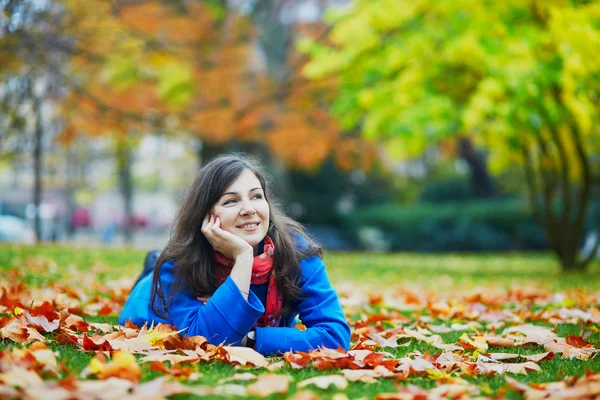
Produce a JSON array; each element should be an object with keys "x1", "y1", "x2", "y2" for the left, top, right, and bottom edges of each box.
[{"x1": 151, "y1": 153, "x2": 321, "y2": 319}]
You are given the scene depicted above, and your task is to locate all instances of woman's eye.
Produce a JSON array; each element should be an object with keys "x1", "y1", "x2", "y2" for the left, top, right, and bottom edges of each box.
[
  {"x1": 224, "y1": 199, "x2": 236, "y2": 205},
  {"x1": 253, "y1": 194, "x2": 263, "y2": 200}
]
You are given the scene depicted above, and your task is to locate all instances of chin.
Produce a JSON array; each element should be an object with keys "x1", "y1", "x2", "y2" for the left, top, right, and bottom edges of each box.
[{"x1": 244, "y1": 233, "x2": 267, "y2": 247}]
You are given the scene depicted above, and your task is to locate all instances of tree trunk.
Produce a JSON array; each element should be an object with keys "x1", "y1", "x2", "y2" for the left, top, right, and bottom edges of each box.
[
  {"x1": 33, "y1": 94, "x2": 43, "y2": 243},
  {"x1": 116, "y1": 139, "x2": 134, "y2": 244},
  {"x1": 197, "y1": 140, "x2": 231, "y2": 166},
  {"x1": 458, "y1": 137, "x2": 493, "y2": 198},
  {"x1": 521, "y1": 120, "x2": 595, "y2": 272},
  {"x1": 251, "y1": 0, "x2": 292, "y2": 83}
]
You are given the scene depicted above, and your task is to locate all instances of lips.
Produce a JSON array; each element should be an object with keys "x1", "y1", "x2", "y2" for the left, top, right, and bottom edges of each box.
[{"x1": 236, "y1": 221, "x2": 260, "y2": 230}]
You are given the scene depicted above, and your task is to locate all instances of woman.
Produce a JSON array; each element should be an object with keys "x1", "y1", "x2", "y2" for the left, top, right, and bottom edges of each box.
[{"x1": 118, "y1": 154, "x2": 351, "y2": 355}]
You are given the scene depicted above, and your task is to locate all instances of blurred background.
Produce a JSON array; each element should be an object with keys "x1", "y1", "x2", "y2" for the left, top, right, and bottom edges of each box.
[{"x1": 0, "y1": 0, "x2": 598, "y2": 271}]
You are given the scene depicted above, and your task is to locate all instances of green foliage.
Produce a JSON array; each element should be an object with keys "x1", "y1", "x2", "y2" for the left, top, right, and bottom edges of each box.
[
  {"x1": 301, "y1": 0, "x2": 600, "y2": 166},
  {"x1": 347, "y1": 198, "x2": 600, "y2": 253},
  {"x1": 301, "y1": 0, "x2": 600, "y2": 270},
  {"x1": 419, "y1": 178, "x2": 476, "y2": 203},
  {"x1": 348, "y1": 199, "x2": 544, "y2": 252},
  {"x1": 155, "y1": 61, "x2": 194, "y2": 108}
]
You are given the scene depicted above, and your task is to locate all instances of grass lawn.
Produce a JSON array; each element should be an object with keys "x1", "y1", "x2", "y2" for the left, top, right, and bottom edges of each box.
[{"x1": 0, "y1": 243, "x2": 599, "y2": 399}]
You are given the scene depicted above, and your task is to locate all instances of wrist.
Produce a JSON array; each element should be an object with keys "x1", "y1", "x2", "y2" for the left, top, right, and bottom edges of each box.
[{"x1": 233, "y1": 246, "x2": 253, "y2": 261}]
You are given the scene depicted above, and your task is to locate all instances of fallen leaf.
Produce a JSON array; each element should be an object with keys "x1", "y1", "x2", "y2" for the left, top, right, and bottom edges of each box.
[
  {"x1": 226, "y1": 346, "x2": 269, "y2": 368},
  {"x1": 297, "y1": 375, "x2": 349, "y2": 390},
  {"x1": 246, "y1": 374, "x2": 292, "y2": 397},
  {"x1": 477, "y1": 360, "x2": 541, "y2": 375}
]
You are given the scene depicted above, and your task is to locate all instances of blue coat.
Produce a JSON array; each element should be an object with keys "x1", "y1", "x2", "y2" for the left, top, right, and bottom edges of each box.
[{"x1": 118, "y1": 255, "x2": 351, "y2": 355}]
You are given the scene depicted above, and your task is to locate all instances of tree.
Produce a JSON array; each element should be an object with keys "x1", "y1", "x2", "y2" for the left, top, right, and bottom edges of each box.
[
  {"x1": 300, "y1": 0, "x2": 600, "y2": 271},
  {"x1": 2, "y1": 0, "x2": 382, "y2": 244}
]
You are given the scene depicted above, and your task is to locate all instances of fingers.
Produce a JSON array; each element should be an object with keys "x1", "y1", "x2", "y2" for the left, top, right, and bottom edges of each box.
[
  {"x1": 202, "y1": 214, "x2": 225, "y2": 242},
  {"x1": 201, "y1": 214, "x2": 215, "y2": 232}
]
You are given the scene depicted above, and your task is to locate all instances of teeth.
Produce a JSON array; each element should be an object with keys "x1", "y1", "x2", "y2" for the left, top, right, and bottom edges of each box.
[{"x1": 240, "y1": 223, "x2": 258, "y2": 229}]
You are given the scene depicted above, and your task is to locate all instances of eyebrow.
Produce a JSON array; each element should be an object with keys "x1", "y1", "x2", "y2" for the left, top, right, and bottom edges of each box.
[{"x1": 221, "y1": 187, "x2": 263, "y2": 197}]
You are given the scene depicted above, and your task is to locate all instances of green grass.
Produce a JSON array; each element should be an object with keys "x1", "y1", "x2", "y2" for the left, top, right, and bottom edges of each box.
[{"x1": 1, "y1": 243, "x2": 599, "y2": 399}]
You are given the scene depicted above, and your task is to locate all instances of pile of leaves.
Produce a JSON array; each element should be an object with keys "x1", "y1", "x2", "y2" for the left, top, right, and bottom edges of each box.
[{"x1": 0, "y1": 256, "x2": 599, "y2": 399}]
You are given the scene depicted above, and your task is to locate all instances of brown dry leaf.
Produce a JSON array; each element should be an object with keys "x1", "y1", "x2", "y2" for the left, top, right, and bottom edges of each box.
[
  {"x1": 246, "y1": 374, "x2": 293, "y2": 397},
  {"x1": 486, "y1": 353, "x2": 521, "y2": 361},
  {"x1": 396, "y1": 356, "x2": 439, "y2": 376},
  {"x1": 82, "y1": 350, "x2": 141, "y2": 382},
  {"x1": 0, "y1": 367, "x2": 44, "y2": 388},
  {"x1": 565, "y1": 335, "x2": 594, "y2": 348},
  {"x1": 267, "y1": 361, "x2": 286, "y2": 371},
  {"x1": 503, "y1": 324, "x2": 557, "y2": 344},
  {"x1": 24, "y1": 310, "x2": 60, "y2": 333},
  {"x1": 139, "y1": 352, "x2": 200, "y2": 364},
  {"x1": 88, "y1": 322, "x2": 117, "y2": 333},
  {"x1": 297, "y1": 375, "x2": 349, "y2": 390},
  {"x1": 342, "y1": 365, "x2": 396, "y2": 383},
  {"x1": 0, "y1": 316, "x2": 46, "y2": 344},
  {"x1": 457, "y1": 333, "x2": 489, "y2": 351},
  {"x1": 376, "y1": 382, "x2": 479, "y2": 399},
  {"x1": 484, "y1": 336, "x2": 515, "y2": 347},
  {"x1": 61, "y1": 312, "x2": 89, "y2": 332},
  {"x1": 506, "y1": 373, "x2": 600, "y2": 399},
  {"x1": 523, "y1": 351, "x2": 555, "y2": 363},
  {"x1": 284, "y1": 351, "x2": 312, "y2": 369},
  {"x1": 225, "y1": 346, "x2": 269, "y2": 368},
  {"x1": 477, "y1": 360, "x2": 541, "y2": 375},
  {"x1": 149, "y1": 361, "x2": 200, "y2": 379},
  {"x1": 28, "y1": 342, "x2": 59, "y2": 375},
  {"x1": 545, "y1": 338, "x2": 598, "y2": 360}
]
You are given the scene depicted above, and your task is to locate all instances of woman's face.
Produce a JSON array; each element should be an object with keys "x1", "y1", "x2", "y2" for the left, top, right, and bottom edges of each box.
[{"x1": 212, "y1": 169, "x2": 270, "y2": 250}]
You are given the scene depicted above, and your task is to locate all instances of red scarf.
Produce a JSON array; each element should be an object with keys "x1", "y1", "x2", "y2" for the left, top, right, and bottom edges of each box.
[{"x1": 213, "y1": 236, "x2": 282, "y2": 327}]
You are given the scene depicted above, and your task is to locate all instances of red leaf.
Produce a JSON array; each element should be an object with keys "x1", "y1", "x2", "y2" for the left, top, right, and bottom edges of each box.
[
  {"x1": 565, "y1": 335, "x2": 593, "y2": 348},
  {"x1": 82, "y1": 334, "x2": 113, "y2": 351},
  {"x1": 29, "y1": 301, "x2": 58, "y2": 319}
]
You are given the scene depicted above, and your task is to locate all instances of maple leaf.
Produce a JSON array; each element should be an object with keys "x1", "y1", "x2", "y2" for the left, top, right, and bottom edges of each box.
[
  {"x1": 139, "y1": 352, "x2": 199, "y2": 365},
  {"x1": 522, "y1": 351, "x2": 555, "y2": 363},
  {"x1": 138, "y1": 323, "x2": 187, "y2": 347},
  {"x1": 82, "y1": 334, "x2": 113, "y2": 351},
  {"x1": 544, "y1": 338, "x2": 598, "y2": 360},
  {"x1": 225, "y1": 346, "x2": 269, "y2": 368},
  {"x1": 483, "y1": 335, "x2": 515, "y2": 347},
  {"x1": 396, "y1": 356, "x2": 439, "y2": 376},
  {"x1": 60, "y1": 310, "x2": 89, "y2": 333},
  {"x1": 246, "y1": 374, "x2": 292, "y2": 397},
  {"x1": 28, "y1": 342, "x2": 59, "y2": 376},
  {"x1": 342, "y1": 365, "x2": 398, "y2": 383},
  {"x1": 506, "y1": 372, "x2": 600, "y2": 399},
  {"x1": 457, "y1": 333, "x2": 489, "y2": 351},
  {"x1": 82, "y1": 350, "x2": 141, "y2": 382},
  {"x1": 284, "y1": 351, "x2": 312, "y2": 369},
  {"x1": 25, "y1": 310, "x2": 60, "y2": 333},
  {"x1": 297, "y1": 375, "x2": 349, "y2": 390},
  {"x1": 565, "y1": 335, "x2": 594, "y2": 348},
  {"x1": 0, "y1": 315, "x2": 46, "y2": 344},
  {"x1": 149, "y1": 361, "x2": 200, "y2": 379},
  {"x1": 476, "y1": 360, "x2": 541, "y2": 375}
]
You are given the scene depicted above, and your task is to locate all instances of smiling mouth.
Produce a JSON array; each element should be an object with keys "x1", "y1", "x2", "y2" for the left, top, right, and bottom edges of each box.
[{"x1": 237, "y1": 222, "x2": 260, "y2": 230}]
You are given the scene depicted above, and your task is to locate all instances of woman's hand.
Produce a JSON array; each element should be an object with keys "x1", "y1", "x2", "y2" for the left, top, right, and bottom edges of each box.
[{"x1": 201, "y1": 214, "x2": 253, "y2": 260}]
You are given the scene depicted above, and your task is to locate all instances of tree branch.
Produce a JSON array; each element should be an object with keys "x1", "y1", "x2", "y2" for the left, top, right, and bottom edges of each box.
[{"x1": 568, "y1": 121, "x2": 593, "y2": 264}]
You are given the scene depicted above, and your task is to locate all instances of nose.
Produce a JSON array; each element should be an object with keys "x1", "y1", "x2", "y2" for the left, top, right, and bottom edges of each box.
[{"x1": 240, "y1": 198, "x2": 256, "y2": 215}]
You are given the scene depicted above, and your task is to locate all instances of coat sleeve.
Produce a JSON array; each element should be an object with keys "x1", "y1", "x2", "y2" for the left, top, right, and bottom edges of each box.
[
  {"x1": 254, "y1": 256, "x2": 351, "y2": 355},
  {"x1": 160, "y1": 262, "x2": 265, "y2": 346}
]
